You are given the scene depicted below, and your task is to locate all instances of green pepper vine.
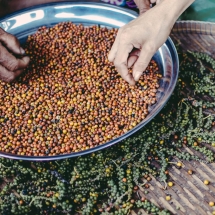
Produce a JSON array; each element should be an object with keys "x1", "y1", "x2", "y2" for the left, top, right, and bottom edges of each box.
[{"x1": 0, "y1": 48, "x2": 215, "y2": 215}]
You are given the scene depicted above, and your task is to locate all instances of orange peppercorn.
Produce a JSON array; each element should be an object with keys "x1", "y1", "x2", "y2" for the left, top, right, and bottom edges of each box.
[{"x1": 0, "y1": 22, "x2": 161, "y2": 156}]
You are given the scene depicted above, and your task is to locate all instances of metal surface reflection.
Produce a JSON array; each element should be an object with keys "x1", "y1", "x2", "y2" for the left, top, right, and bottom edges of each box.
[
  {"x1": 9, "y1": 10, "x2": 45, "y2": 30},
  {"x1": 55, "y1": 12, "x2": 75, "y2": 18},
  {"x1": 0, "y1": 2, "x2": 179, "y2": 161},
  {"x1": 55, "y1": 13, "x2": 125, "y2": 27}
]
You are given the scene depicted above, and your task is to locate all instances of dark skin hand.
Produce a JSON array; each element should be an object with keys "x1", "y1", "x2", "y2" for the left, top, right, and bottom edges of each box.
[
  {"x1": 0, "y1": 28, "x2": 30, "y2": 82},
  {"x1": 0, "y1": 0, "x2": 100, "y2": 82},
  {"x1": 0, "y1": 0, "x2": 80, "y2": 83}
]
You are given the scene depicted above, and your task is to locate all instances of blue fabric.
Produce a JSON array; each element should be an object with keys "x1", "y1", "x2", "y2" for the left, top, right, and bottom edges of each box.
[{"x1": 101, "y1": 0, "x2": 136, "y2": 8}]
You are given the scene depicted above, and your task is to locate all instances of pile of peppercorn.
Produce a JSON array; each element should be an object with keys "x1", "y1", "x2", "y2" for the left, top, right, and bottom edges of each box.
[{"x1": 0, "y1": 22, "x2": 161, "y2": 156}]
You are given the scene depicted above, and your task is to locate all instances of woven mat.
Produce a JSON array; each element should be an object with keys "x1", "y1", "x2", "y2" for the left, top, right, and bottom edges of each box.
[
  {"x1": 171, "y1": 21, "x2": 215, "y2": 58},
  {"x1": 132, "y1": 21, "x2": 215, "y2": 215}
]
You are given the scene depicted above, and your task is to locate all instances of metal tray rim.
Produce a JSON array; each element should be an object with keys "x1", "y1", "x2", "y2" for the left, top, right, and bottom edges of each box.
[{"x1": 0, "y1": 2, "x2": 179, "y2": 161}]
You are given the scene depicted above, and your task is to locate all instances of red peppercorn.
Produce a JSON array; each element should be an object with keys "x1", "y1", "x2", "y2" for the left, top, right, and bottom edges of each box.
[{"x1": 0, "y1": 22, "x2": 161, "y2": 156}]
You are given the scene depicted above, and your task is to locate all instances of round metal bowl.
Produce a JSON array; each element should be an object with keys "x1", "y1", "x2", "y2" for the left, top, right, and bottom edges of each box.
[{"x1": 0, "y1": 2, "x2": 179, "y2": 161}]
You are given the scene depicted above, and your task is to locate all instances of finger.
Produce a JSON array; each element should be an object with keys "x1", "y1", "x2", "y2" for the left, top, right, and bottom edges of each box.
[
  {"x1": 0, "y1": 28, "x2": 25, "y2": 55},
  {"x1": 114, "y1": 43, "x2": 135, "y2": 85},
  {"x1": 134, "y1": 0, "x2": 151, "y2": 15},
  {"x1": 150, "y1": 0, "x2": 161, "y2": 5},
  {"x1": 0, "y1": 64, "x2": 23, "y2": 83},
  {"x1": 128, "y1": 48, "x2": 140, "y2": 68},
  {"x1": 129, "y1": 48, "x2": 141, "y2": 57},
  {"x1": 0, "y1": 43, "x2": 30, "y2": 71},
  {"x1": 133, "y1": 43, "x2": 156, "y2": 81},
  {"x1": 108, "y1": 28, "x2": 123, "y2": 62},
  {"x1": 128, "y1": 55, "x2": 138, "y2": 68}
]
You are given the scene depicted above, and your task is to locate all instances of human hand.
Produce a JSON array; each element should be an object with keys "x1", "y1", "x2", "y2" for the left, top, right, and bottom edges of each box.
[
  {"x1": 108, "y1": 4, "x2": 174, "y2": 85},
  {"x1": 108, "y1": 0, "x2": 194, "y2": 85},
  {"x1": 0, "y1": 28, "x2": 30, "y2": 82},
  {"x1": 133, "y1": 0, "x2": 161, "y2": 15}
]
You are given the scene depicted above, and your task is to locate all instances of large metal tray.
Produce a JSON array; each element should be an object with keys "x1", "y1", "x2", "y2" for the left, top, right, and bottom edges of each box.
[{"x1": 0, "y1": 2, "x2": 179, "y2": 160}]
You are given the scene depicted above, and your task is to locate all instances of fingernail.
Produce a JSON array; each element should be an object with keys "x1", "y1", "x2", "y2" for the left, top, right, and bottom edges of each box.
[
  {"x1": 134, "y1": 72, "x2": 141, "y2": 81},
  {"x1": 20, "y1": 48, "x2": 25, "y2": 54}
]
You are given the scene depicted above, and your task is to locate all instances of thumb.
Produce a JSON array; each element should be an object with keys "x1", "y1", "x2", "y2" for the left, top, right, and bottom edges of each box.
[
  {"x1": 0, "y1": 28, "x2": 25, "y2": 55},
  {"x1": 132, "y1": 44, "x2": 155, "y2": 81}
]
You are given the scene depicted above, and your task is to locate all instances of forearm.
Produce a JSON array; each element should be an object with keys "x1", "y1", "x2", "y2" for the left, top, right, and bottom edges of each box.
[{"x1": 158, "y1": 0, "x2": 195, "y2": 23}]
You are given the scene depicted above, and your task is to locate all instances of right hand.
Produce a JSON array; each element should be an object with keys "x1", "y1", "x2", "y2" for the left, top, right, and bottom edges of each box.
[
  {"x1": 108, "y1": 2, "x2": 174, "y2": 85},
  {"x1": 0, "y1": 28, "x2": 30, "y2": 82}
]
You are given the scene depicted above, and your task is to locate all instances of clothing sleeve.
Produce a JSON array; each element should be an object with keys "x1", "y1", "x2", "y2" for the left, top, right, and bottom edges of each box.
[{"x1": 100, "y1": 0, "x2": 137, "y2": 8}]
